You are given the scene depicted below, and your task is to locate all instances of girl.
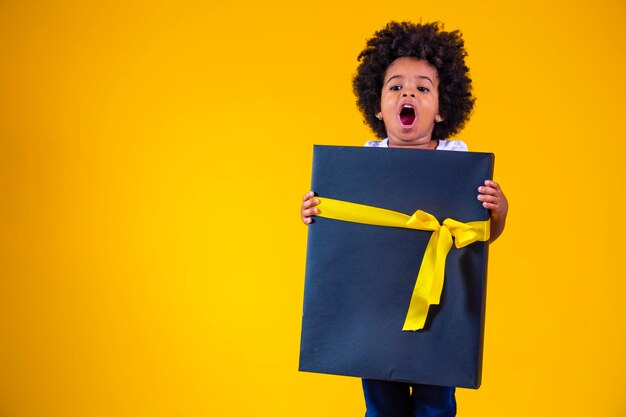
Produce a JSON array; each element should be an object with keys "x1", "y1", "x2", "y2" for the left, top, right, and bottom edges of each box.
[{"x1": 301, "y1": 21, "x2": 508, "y2": 417}]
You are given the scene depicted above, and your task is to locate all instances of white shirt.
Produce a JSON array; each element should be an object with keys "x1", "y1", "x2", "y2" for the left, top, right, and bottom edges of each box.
[{"x1": 364, "y1": 138, "x2": 468, "y2": 152}]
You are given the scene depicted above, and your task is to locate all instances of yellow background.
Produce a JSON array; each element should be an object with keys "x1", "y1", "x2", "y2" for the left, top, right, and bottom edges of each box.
[{"x1": 1, "y1": 1, "x2": 625, "y2": 416}]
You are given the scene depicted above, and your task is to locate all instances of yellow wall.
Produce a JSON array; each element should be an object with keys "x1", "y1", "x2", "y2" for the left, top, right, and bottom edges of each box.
[{"x1": 1, "y1": 1, "x2": 625, "y2": 416}]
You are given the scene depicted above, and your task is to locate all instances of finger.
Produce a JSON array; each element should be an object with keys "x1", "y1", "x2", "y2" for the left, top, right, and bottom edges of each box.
[
  {"x1": 477, "y1": 185, "x2": 498, "y2": 196},
  {"x1": 302, "y1": 191, "x2": 315, "y2": 202},
  {"x1": 301, "y1": 208, "x2": 319, "y2": 223},
  {"x1": 301, "y1": 208, "x2": 312, "y2": 224},
  {"x1": 477, "y1": 194, "x2": 498, "y2": 205},
  {"x1": 483, "y1": 180, "x2": 501, "y2": 190},
  {"x1": 303, "y1": 207, "x2": 320, "y2": 217},
  {"x1": 302, "y1": 198, "x2": 320, "y2": 210},
  {"x1": 478, "y1": 185, "x2": 501, "y2": 199}
]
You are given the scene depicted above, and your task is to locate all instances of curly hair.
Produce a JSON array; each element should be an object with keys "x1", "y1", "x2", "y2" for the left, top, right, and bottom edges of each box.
[{"x1": 353, "y1": 21, "x2": 475, "y2": 140}]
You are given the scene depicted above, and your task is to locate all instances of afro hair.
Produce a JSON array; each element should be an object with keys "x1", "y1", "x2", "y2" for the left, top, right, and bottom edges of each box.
[{"x1": 353, "y1": 21, "x2": 475, "y2": 140}]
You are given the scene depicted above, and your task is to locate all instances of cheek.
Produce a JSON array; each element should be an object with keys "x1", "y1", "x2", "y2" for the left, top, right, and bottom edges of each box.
[
  {"x1": 380, "y1": 102, "x2": 393, "y2": 117},
  {"x1": 433, "y1": 96, "x2": 441, "y2": 112}
]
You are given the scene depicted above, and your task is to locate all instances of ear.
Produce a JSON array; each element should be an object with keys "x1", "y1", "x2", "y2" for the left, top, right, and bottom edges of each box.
[
  {"x1": 376, "y1": 112, "x2": 383, "y2": 120},
  {"x1": 435, "y1": 114, "x2": 443, "y2": 123}
]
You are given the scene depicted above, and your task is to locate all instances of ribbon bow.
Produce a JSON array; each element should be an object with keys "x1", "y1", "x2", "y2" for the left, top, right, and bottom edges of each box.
[{"x1": 315, "y1": 197, "x2": 490, "y2": 331}]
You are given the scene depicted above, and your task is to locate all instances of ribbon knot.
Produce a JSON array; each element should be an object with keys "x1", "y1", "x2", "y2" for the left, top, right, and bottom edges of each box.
[
  {"x1": 445, "y1": 218, "x2": 481, "y2": 248},
  {"x1": 315, "y1": 197, "x2": 489, "y2": 331}
]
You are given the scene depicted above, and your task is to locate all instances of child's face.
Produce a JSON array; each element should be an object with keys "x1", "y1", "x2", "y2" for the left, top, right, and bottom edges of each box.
[{"x1": 378, "y1": 57, "x2": 441, "y2": 148}]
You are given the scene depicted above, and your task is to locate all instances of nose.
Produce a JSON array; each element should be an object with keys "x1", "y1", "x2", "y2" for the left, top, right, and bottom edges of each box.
[{"x1": 402, "y1": 91, "x2": 416, "y2": 98}]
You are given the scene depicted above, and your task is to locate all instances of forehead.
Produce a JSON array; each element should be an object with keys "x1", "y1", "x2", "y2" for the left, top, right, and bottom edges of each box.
[{"x1": 384, "y1": 57, "x2": 438, "y2": 81}]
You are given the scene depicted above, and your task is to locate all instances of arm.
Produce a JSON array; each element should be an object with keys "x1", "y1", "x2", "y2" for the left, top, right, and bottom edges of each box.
[
  {"x1": 477, "y1": 180, "x2": 508, "y2": 243},
  {"x1": 301, "y1": 191, "x2": 320, "y2": 225}
]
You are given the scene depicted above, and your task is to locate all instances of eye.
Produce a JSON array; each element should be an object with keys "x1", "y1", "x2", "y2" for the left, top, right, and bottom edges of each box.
[
  {"x1": 389, "y1": 85, "x2": 402, "y2": 91},
  {"x1": 417, "y1": 86, "x2": 430, "y2": 93}
]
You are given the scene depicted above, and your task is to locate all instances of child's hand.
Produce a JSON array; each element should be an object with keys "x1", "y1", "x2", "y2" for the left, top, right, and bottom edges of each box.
[
  {"x1": 477, "y1": 180, "x2": 508, "y2": 242},
  {"x1": 301, "y1": 191, "x2": 320, "y2": 225}
]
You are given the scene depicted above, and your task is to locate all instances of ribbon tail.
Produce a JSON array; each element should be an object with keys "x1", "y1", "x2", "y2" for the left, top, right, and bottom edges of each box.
[
  {"x1": 402, "y1": 230, "x2": 440, "y2": 331},
  {"x1": 429, "y1": 226, "x2": 453, "y2": 305},
  {"x1": 402, "y1": 227, "x2": 454, "y2": 331}
]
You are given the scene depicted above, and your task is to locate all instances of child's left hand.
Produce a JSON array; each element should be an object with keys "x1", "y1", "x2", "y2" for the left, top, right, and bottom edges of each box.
[{"x1": 477, "y1": 180, "x2": 508, "y2": 242}]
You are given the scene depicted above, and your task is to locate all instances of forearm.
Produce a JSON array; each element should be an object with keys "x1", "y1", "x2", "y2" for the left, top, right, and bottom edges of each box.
[
  {"x1": 489, "y1": 212, "x2": 507, "y2": 243},
  {"x1": 477, "y1": 180, "x2": 508, "y2": 243}
]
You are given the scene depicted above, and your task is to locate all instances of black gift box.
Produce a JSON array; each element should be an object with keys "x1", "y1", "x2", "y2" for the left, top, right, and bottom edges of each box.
[{"x1": 299, "y1": 145, "x2": 494, "y2": 389}]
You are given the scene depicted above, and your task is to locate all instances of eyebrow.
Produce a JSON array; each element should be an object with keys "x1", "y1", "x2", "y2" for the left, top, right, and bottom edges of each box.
[
  {"x1": 384, "y1": 74, "x2": 435, "y2": 87},
  {"x1": 418, "y1": 75, "x2": 435, "y2": 87}
]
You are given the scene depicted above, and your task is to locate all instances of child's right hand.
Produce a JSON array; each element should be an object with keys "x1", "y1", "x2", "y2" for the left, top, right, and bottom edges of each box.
[{"x1": 301, "y1": 191, "x2": 320, "y2": 225}]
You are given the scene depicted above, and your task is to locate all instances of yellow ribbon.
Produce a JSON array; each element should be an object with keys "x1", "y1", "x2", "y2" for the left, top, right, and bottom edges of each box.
[{"x1": 315, "y1": 197, "x2": 490, "y2": 331}]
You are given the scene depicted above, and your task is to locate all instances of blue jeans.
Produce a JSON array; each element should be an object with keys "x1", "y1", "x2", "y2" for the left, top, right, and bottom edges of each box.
[{"x1": 362, "y1": 379, "x2": 456, "y2": 417}]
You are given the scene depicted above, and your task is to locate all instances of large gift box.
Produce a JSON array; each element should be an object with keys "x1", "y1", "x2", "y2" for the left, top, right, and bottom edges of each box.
[{"x1": 299, "y1": 145, "x2": 494, "y2": 389}]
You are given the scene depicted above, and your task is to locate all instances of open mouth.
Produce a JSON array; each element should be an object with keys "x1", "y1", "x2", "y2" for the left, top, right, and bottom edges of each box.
[{"x1": 399, "y1": 105, "x2": 416, "y2": 127}]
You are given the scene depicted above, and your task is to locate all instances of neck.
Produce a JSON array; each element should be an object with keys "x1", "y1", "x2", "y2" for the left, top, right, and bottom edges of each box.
[{"x1": 388, "y1": 139, "x2": 439, "y2": 150}]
